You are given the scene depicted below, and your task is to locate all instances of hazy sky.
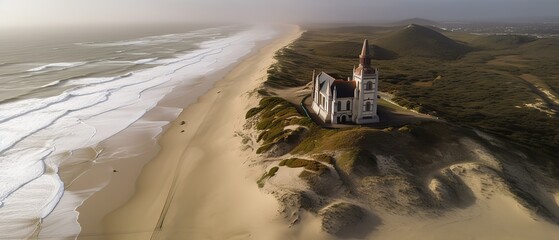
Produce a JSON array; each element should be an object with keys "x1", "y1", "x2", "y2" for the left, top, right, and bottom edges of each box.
[{"x1": 1, "y1": 0, "x2": 558, "y2": 27}]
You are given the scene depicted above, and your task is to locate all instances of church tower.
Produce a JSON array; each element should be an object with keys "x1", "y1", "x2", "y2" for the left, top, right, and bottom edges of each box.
[{"x1": 352, "y1": 39, "x2": 379, "y2": 123}]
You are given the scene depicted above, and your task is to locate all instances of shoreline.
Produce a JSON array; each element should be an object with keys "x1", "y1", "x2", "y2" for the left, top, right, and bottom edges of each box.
[
  {"x1": 11, "y1": 25, "x2": 280, "y2": 240},
  {"x1": 76, "y1": 25, "x2": 302, "y2": 239},
  {"x1": 72, "y1": 59, "x2": 237, "y2": 240}
]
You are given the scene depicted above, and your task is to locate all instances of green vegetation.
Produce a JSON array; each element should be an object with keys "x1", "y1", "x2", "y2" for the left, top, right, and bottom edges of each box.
[
  {"x1": 338, "y1": 149, "x2": 378, "y2": 176},
  {"x1": 257, "y1": 166, "x2": 279, "y2": 188},
  {"x1": 292, "y1": 128, "x2": 368, "y2": 154},
  {"x1": 264, "y1": 24, "x2": 559, "y2": 160},
  {"x1": 250, "y1": 91, "x2": 558, "y2": 178},
  {"x1": 314, "y1": 154, "x2": 335, "y2": 165},
  {"x1": 471, "y1": 35, "x2": 537, "y2": 50},
  {"x1": 249, "y1": 24, "x2": 559, "y2": 221},
  {"x1": 257, "y1": 88, "x2": 272, "y2": 96},
  {"x1": 247, "y1": 97, "x2": 314, "y2": 154},
  {"x1": 374, "y1": 24, "x2": 473, "y2": 59},
  {"x1": 279, "y1": 158, "x2": 328, "y2": 173},
  {"x1": 247, "y1": 97, "x2": 390, "y2": 176}
]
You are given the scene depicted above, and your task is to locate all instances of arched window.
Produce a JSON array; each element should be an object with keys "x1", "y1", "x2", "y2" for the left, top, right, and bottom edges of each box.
[
  {"x1": 346, "y1": 101, "x2": 351, "y2": 111},
  {"x1": 366, "y1": 81, "x2": 373, "y2": 90},
  {"x1": 366, "y1": 102, "x2": 371, "y2": 111},
  {"x1": 337, "y1": 101, "x2": 342, "y2": 111}
]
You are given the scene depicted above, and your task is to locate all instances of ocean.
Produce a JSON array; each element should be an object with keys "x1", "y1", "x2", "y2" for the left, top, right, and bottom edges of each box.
[{"x1": 0, "y1": 24, "x2": 277, "y2": 239}]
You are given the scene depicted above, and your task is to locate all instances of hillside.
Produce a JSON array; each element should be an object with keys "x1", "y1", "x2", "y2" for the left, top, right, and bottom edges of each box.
[
  {"x1": 252, "y1": 24, "x2": 559, "y2": 239},
  {"x1": 313, "y1": 41, "x2": 397, "y2": 60},
  {"x1": 373, "y1": 24, "x2": 473, "y2": 59},
  {"x1": 472, "y1": 34, "x2": 537, "y2": 50},
  {"x1": 267, "y1": 25, "x2": 559, "y2": 157},
  {"x1": 517, "y1": 38, "x2": 559, "y2": 59},
  {"x1": 245, "y1": 97, "x2": 559, "y2": 239}
]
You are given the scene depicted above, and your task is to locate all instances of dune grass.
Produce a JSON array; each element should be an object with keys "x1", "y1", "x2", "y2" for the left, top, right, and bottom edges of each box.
[
  {"x1": 257, "y1": 166, "x2": 279, "y2": 188},
  {"x1": 247, "y1": 97, "x2": 315, "y2": 154},
  {"x1": 337, "y1": 149, "x2": 378, "y2": 176},
  {"x1": 279, "y1": 158, "x2": 328, "y2": 173}
]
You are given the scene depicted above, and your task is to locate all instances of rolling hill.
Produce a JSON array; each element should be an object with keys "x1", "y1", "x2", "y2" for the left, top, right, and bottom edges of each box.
[
  {"x1": 472, "y1": 34, "x2": 537, "y2": 50},
  {"x1": 313, "y1": 41, "x2": 397, "y2": 60},
  {"x1": 373, "y1": 24, "x2": 473, "y2": 59}
]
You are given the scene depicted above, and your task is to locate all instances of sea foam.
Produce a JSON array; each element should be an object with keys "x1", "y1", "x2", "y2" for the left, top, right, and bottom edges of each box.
[{"x1": 26, "y1": 62, "x2": 86, "y2": 72}]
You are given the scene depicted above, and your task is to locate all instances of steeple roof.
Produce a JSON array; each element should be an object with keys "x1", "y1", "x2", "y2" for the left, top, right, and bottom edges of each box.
[
  {"x1": 356, "y1": 39, "x2": 375, "y2": 75},
  {"x1": 360, "y1": 39, "x2": 371, "y2": 58}
]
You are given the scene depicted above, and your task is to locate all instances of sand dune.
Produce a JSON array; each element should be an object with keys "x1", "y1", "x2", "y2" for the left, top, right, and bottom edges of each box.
[
  {"x1": 372, "y1": 161, "x2": 559, "y2": 240},
  {"x1": 248, "y1": 116, "x2": 559, "y2": 239}
]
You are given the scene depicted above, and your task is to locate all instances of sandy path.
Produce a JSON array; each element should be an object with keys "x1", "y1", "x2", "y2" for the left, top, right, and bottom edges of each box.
[
  {"x1": 484, "y1": 69, "x2": 559, "y2": 114},
  {"x1": 519, "y1": 73, "x2": 559, "y2": 106},
  {"x1": 78, "y1": 25, "x2": 302, "y2": 240}
]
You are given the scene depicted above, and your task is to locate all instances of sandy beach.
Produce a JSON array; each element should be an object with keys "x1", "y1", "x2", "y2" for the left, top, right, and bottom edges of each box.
[{"x1": 76, "y1": 25, "x2": 302, "y2": 240}]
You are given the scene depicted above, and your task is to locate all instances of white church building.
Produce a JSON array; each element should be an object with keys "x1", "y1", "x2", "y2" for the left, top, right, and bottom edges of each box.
[{"x1": 311, "y1": 39, "x2": 380, "y2": 124}]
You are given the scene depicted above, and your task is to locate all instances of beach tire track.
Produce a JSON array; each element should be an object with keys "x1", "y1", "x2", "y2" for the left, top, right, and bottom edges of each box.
[{"x1": 150, "y1": 87, "x2": 225, "y2": 240}]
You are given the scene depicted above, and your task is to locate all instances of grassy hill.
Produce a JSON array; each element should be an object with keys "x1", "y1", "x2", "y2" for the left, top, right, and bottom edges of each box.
[
  {"x1": 265, "y1": 24, "x2": 559, "y2": 172},
  {"x1": 373, "y1": 24, "x2": 473, "y2": 59},
  {"x1": 251, "y1": 24, "x2": 559, "y2": 236},
  {"x1": 472, "y1": 35, "x2": 537, "y2": 50},
  {"x1": 250, "y1": 25, "x2": 559, "y2": 238},
  {"x1": 313, "y1": 41, "x2": 397, "y2": 60},
  {"x1": 518, "y1": 38, "x2": 559, "y2": 59}
]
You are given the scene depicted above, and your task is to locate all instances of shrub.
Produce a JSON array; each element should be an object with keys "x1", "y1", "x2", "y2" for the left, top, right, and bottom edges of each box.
[
  {"x1": 280, "y1": 158, "x2": 328, "y2": 174},
  {"x1": 314, "y1": 154, "x2": 335, "y2": 164},
  {"x1": 246, "y1": 107, "x2": 263, "y2": 119},
  {"x1": 257, "y1": 166, "x2": 280, "y2": 188}
]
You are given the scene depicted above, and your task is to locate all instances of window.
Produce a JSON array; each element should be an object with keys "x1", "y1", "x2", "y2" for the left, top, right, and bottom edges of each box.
[
  {"x1": 346, "y1": 101, "x2": 351, "y2": 111},
  {"x1": 322, "y1": 96, "x2": 326, "y2": 107},
  {"x1": 337, "y1": 101, "x2": 341, "y2": 111},
  {"x1": 366, "y1": 81, "x2": 373, "y2": 90},
  {"x1": 366, "y1": 102, "x2": 371, "y2": 111}
]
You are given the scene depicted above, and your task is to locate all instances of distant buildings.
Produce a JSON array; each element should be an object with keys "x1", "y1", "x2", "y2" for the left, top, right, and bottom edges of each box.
[{"x1": 311, "y1": 39, "x2": 379, "y2": 124}]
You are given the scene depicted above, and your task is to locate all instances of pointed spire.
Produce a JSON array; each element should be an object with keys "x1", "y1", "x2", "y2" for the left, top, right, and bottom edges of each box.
[
  {"x1": 359, "y1": 39, "x2": 372, "y2": 69},
  {"x1": 360, "y1": 39, "x2": 370, "y2": 58}
]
